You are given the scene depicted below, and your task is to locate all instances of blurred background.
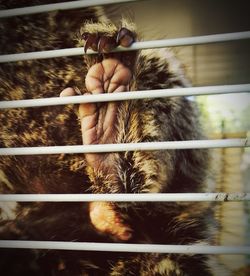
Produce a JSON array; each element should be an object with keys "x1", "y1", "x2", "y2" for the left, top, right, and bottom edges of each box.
[{"x1": 106, "y1": 0, "x2": 250, "y2": 272}]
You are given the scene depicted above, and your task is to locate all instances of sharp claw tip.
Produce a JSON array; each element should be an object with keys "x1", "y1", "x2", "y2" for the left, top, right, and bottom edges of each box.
[
  {"x1": 116, "y1": 34, "x2": 121, "y2": 44},
  {"x1": 97, "y1": 39, "x2": 103, "y2": 54}
]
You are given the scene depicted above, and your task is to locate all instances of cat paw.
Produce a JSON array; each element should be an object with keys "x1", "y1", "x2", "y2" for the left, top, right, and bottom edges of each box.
[
  {"x1": 82, "y1": 27, "x2": 135, "y2": 53},
  {"x1": 61, "y1": 21, "x2": 138, "y2": 172},
  {"x1": 80, "y1": 58, "x2": 131, "y2": 172},
  {"x1": 78, "y1": 20, "x2": 137, "y2": 71}
]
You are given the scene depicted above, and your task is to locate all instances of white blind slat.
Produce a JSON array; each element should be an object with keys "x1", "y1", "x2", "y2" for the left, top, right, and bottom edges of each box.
[
  {"x1": 0, "y1": 0, "x2": 140, "y2": 18},
  {"x1": 0, "y1": 31, "x2": 249, "y2": 63},
  {"x1": 0, "y1": 84, "x2": 249, "y2": 109},
  {"x1": 0, "y1": 240, "x2": 249, "y2": 254},
  {"x1": 0, "y1": 139, "x2": 248, "y2": 156},
  {"x1": 0, "y1": 193, "x2": 249, "y2": 202}
]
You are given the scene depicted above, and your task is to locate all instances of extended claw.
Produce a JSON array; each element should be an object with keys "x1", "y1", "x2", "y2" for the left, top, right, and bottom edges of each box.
[
  {"x1": 82, "y1": 32, "x2": 99, "y2": 53},
  {"x1": 116, "y1": 27, "x2": 135, "y2": 47},
  {"x1": 97, "y1": 36, "x2": 117, "y2": 53}
]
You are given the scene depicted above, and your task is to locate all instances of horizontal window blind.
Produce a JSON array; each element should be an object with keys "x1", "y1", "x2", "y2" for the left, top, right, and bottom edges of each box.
[
  {"x1": 0, "y1": 84, "x2": 249, "y2": 109},
  {"x1": 0, "y1": 240, "x2": 250, "y2": 254},
  {"x1": 0, "y1": 193, "x2": 249, "y2": 202},
  {"x1": 0, "y1": 139, "x2": 248, "y2": 156},
  {"x1": 0, "y1": 0, "x2": 249, "y2": 256},
  {"x1": 0, "y1": 31, "x2": 250, "y2": 63},
  {"x1": 0, "y1": 0, "x2": 140, "y2": 18}
]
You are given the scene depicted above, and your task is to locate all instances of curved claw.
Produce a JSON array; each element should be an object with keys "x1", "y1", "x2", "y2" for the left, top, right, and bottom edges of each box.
[
  {"x1": 97, "y1": 36, "x2": 117, "y2": 53},
  {"x1": 83, "y1": 33, "x2": 99, "y2": 53},
  {"x1": 116, "y1": 27, "x2": 135, "y2": 47}
]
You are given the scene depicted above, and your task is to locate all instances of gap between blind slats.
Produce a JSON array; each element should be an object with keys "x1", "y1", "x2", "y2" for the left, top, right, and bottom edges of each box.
[
  {"x1": 0, "y1": 0, "x2": 141, "y2": 18},
  {"x1": 0, "y1": 31, "x2": 250, "y2": 63},
  {"x1": 0, "y1": 193, "x2": 249, "y2": 202},
  {"x1": 0, "y1": 240, "x2": 249, "y2": 254},
  {"x1": 0, "y1": 139, "x2": 249, "y2": 156},
  {"x1": 0, "y1": 84, "x2": 249, "y2": 109}
]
